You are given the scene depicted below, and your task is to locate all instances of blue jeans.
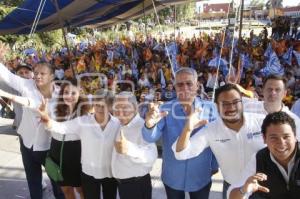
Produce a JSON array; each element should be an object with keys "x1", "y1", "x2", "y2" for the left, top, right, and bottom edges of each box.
[
  {"x1": 164, "y1": 182, "x2": 212, "y2": 199},
  {"x1": 20, "y1": 138, "x2": 65, "y2": 199}
]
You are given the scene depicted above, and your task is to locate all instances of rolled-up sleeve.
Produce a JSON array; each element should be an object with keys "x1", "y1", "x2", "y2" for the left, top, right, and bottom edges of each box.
[
  {"x1": 172, "y1": 128, "x2": 210, "y2": 160},
  {"x1": 142, "y1": 117, "x2": 165, "y2": 142}
]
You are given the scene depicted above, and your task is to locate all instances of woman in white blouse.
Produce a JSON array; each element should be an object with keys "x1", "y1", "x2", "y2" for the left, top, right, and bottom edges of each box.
[
  {"x1": 49, "y1": 79, "x2": 91, "y2": 199},
  {"x1": 38, "y1": 89, "x2": 119, "y2": 199}
]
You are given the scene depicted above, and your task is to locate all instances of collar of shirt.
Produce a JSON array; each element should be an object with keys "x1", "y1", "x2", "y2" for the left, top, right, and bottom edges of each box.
[
  {"x1": 269, "y1": 150, "x2": 297, "y2": 184},
  {"x1": 219, "y1": 112, "x2": 249, "y2": 133},
  {"x1": 122, "y1": 113, "x2": 142, "y2": 129}
]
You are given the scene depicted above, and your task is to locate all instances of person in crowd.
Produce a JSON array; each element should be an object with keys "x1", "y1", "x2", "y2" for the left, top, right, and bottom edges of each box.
[
  {"x1": 173, "y1": 83, "x2": 266, "y2": 199},
  {"x1": 143, "y1": 67, "x2": 218, "y2": 199},
  {"x1": 0, "y1": 64, "x2": 34, "y2": 129},
  {"x1": 49, "y1": 79, "x2": 91, "y2": 199},
  {"x1": 243, "y1": 75, "x2": 300, "y2": 140},
  {"x1": 228, "y1": 111, "x2": 300, "y2": 199},
  {"x1": 37, "y1": 89, "x2": 119, "y2": 199},
  {"x1": 0, "y1": 60, "x2": 64, "y2": 199},
  {"x1": 161, "y1": 81, "x2": 176, "y2": 101},
  {"x1": 112, "y1": 91, "x2": 157, "y2": 199}
]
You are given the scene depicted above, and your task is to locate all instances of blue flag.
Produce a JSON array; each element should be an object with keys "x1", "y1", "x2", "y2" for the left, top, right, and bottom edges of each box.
[
  {"x1": 282, "y1": 47, "x2": 293, "y2": 65},
  {"x1": 264, "y1": 43, "x2": 273, "y2": 59},
  {"x1": 260, "y1": 51, "x2": 284, "y2": 76},
  {"x1": 241, "y1": 53, "x2": 252, "y2": 69},
  {"x1": 293, "y1": 51, "x2": 300, "y2": 66}
]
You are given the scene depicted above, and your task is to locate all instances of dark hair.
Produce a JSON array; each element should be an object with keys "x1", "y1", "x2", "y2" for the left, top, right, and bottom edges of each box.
[
  {"x1": 261, "y1": 111, "x2": 296, "y2": 136},
  {"x1": 262, "y1": 75, "x2": 287, "y2": 89},
  {"x1": 35, "y1": 61, "x2": 55, "y2": 75},
  {"x1": 214, "y1": 83, "x2": 242, "y2": 103},
  {"x1": 55, "y1": 79, "x2": 90, "y2": 122}
]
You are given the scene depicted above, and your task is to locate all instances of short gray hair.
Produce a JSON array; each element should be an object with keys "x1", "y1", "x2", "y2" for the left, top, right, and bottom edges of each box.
[
  {"x1": 114, "y1": 91, "x2": 138, "y2": 107},
  {"x1": 93, "y1": 89, "x2": 114, "y2": 104},
  {"x1": 174, "y1": 67, "x2": 198, "y2": 84}
]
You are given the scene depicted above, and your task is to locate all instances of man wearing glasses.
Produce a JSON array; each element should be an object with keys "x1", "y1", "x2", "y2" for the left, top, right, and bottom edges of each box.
[
  {"x1": 173, "y1": 84, "x2": 267, "y2": 199},
  {"x1": 143, "y1": 67, "x2": 218, "y2": 199}
]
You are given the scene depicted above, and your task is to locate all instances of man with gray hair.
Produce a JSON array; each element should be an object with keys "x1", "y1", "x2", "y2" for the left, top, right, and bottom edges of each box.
[
  {"x1": 142, "y1": 67, "x2": 218, "y2": 199},
  {"x1": 112, "y1": 91, "x2": 157, "y2": 199}
]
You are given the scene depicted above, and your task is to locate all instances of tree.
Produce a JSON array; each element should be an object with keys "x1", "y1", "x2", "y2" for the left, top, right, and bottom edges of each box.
[
  {"x1": 250, "y1": 0, "x2": 265, "y2": 9},
  {"x1": 266, "y1": 0, "x2": 283, "y2": 9}
]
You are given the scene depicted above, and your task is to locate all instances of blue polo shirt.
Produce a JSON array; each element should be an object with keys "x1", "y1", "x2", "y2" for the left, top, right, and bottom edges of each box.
[{"x1": 142, "y1": 97, "x2": 218, "y2": 192}]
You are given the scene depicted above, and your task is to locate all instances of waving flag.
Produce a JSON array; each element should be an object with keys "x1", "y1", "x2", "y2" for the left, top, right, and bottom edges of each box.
[
  {"x1": 260, "y1": 51, "x2": 284, "y2": 76},
  {"x1": 282, "y1": 47, "x2": 293, "y2": 65},
  {"x1": 293, "y1": 50, "x2": 300, "y2": 66},
  {"x1": 208, "y1": 57, "x2": 229, "y2": 76},
  {"x1": 165, "y1": 42, "x2": 179, "y2": 72},
  {"x1": 264, "y1": 43, "x2": 273, "y2": 59},
  {"x1": 241, "y1": 53, "x2": 252, "y2": 69}
]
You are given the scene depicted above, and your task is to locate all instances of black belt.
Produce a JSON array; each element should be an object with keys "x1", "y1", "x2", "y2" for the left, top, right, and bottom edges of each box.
[{"x1": 116, "y1": 173, "x2": 149, "y2": 184}]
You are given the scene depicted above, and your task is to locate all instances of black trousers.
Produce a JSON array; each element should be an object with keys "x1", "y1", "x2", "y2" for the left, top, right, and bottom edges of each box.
[
  {"x1": 81, "y1": 172, "x2": 118, "y2": 199},
  {"x1": 117, "y1": 173, "x2": 152, "y2": 199},
  {"x1": 19, "y1": 138, "x2": 65, "y2": 199}
]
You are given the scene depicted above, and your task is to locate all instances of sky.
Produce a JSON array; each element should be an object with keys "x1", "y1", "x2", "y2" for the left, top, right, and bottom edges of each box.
[{"x1": 196, "y1": 0, "x2": 299, "y2": 7}]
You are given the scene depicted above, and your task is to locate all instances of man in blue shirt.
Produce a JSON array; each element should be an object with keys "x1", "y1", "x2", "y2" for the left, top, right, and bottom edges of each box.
[{"x1": 142, "y1": 67, "x2": 218, "y2": 199}]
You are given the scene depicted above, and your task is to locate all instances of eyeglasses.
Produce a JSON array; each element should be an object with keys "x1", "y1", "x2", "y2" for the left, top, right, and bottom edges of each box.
[
  {"x1": 220, "y1": 99, "x2": 242, "y2": 108},
  {"x1": 175, "y1": 81, "x2": 194, "y2": 88}
]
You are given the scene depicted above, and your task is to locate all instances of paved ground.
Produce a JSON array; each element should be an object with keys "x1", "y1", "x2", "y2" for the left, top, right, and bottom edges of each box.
[{"x1": 0, "y1": 118, "x2": 223, "y2": 199}]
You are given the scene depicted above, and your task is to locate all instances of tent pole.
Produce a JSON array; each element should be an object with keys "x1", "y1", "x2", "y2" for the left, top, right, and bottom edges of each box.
[
  {"x1": 53, "y1": 0, "x2": 76, "y2": 77},
  {"x1": 143, "y1": 0, "x2": 147, "y2": 36},
  {"x1": 238, "y1": 0, "x2": 244, "y2": 40}
]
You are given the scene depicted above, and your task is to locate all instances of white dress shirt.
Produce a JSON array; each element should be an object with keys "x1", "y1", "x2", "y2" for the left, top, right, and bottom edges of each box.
[
  {"x1": 48, "y1": 114, "x2": 120, "y2": 179},
  {"x1": 51, "y1": 113, "x2": 81, "y2": 142},
  {"x1": 0, "y1": 63, "x2": 59, "y2": 151},
  {"x1": 173, "y1": 113, "x2": 266, "y2": 185},
  {"x1": 112, "y1": 114, "x2": 157, "y2": 179},
  {"x1": 291, "y1": 98, "x2": 300, "y2": 118},
  {"x1": 243, "y1": 98, "x2": 300, "y2": 141}
]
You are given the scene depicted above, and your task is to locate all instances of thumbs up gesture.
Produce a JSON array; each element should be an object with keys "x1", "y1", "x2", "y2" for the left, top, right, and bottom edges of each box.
[{"x1": 115, "y1": 129, "x2": 128, "y2": 154}]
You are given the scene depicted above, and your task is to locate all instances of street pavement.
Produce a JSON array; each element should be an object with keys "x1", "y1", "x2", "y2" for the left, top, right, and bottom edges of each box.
[{"x1": 0, "y1": 118, "x2": 222, "y2": 199}]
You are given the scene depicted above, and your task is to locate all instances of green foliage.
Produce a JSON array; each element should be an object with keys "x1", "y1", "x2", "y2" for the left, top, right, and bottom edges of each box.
[
  {"x1": 250, "y1": 0, "x2": 265, "y2": 8},
  {"x1": 175, "y1": 2, "x2": 196, "y2": 22}
]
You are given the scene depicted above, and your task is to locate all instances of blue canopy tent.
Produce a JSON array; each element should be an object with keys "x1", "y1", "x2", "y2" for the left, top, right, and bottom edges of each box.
[{"x1": 0, "y1": 0, "x2": 190, "y2": 35}]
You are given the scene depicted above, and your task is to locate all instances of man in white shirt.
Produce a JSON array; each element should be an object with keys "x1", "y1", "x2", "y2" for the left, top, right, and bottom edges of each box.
[
  {"x1": 112, "y1": 91, "x2": 157, "y2": 199},
  {"x1": 228, "y1": 111, "x2": 300, "y2": 199},
  {"x1": 243, "y1": 74, "x2": 300, "y2": 140},
  {"x1": 173, "y1": 84, "x2": 266, "y2": 199}
]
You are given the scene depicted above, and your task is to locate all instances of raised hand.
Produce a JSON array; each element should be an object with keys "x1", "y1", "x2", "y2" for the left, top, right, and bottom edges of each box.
[
  {"x1": 185, "y1": 108, "x2": 208, "y2": 131},
  {"x1": 242, "y1": 173, "x2": 269, "y2": 194},
  {"x1": 115, "y1": 129, "x2": 128, "y2": 154},
  {"x1": 176, "y1": 107, "x2": 208, "y2": 152},
  {"x1": 145, "y1": 102, "x2": 168, "y2": 128},
  {"x1": 37, "y1": 98, "x2": 50, "y2": 124}
]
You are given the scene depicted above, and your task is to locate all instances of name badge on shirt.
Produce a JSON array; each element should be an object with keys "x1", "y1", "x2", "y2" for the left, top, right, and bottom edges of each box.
[
  {"x1": 246, "y1": 131, "x2": 262, "y2": 140},
  {"x1": 214, "y1": 139, "x2": 231, "y2": 143}
]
